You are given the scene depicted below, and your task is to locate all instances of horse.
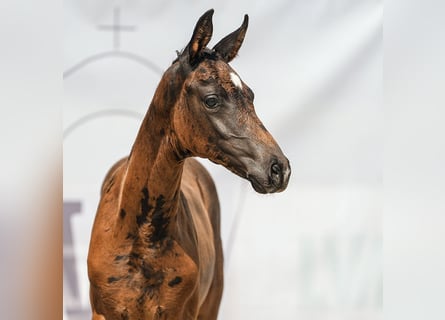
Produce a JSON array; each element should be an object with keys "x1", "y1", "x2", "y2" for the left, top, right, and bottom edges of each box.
[{"x1": 87, "y1": 9, "x2": 291, "y2": 320}]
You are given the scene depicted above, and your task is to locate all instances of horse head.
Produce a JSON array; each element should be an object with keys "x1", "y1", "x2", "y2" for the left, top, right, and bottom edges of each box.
[{"x1": 170, "y1": 9, "x2": 291, "y2": 194}]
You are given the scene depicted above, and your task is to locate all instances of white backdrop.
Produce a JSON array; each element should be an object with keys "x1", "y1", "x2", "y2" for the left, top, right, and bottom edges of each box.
[{"x1": 64, "y1": 1, "x2": 382, "y2": 319}]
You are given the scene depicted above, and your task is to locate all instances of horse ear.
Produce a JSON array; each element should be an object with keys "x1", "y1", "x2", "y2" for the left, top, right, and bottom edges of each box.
[
  {"x1": 186, "y1": 9, "x2": 214, "y2": 64},
  {"x1": 213, "y1": 14, "x2": 249, "y2": 62}
]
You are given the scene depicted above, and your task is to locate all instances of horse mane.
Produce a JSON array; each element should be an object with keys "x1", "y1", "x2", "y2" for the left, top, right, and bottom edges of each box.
[{"x1": 172, "y1": 47, "x2": 220, "y2": 66}]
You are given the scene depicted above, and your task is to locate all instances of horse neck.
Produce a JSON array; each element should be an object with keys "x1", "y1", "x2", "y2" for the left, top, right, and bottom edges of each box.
[{"x1": 118, "y1": 67, "x2": 186, "y2": 241}]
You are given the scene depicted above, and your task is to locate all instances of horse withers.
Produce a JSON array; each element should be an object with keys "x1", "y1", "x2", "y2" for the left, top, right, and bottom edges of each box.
[{"x1": 88, "y1": 9, "x2": 290, "y2": 320}]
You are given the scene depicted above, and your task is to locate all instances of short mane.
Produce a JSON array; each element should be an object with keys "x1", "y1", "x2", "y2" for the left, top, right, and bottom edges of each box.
[{"x1": 172, "y1": 47, "x2": 220, "y2": 66}]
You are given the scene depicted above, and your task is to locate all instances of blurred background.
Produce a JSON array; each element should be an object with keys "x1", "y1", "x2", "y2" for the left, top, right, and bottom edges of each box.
[{"x1": 63, "y1": 1, "x2": 382, "y2": 319}]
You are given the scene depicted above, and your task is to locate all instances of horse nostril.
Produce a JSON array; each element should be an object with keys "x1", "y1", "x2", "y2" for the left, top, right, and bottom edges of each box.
[
  {"x1": 271, "y1": 163, "x2": 282, "y2": 176},
  {"x1": 269, "y1": 162, "x2": 283, "y2": 189}
]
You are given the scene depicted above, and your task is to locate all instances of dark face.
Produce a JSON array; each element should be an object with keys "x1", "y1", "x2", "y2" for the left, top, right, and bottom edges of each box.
[{"x1": 173, "y1": 58, "x2": 290, "y2": 193}]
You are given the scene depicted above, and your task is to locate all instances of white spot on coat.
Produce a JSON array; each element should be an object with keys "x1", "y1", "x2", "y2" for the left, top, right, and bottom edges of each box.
[{"x1": 230, "y1": 72, "x2": 243, "y2": 89}]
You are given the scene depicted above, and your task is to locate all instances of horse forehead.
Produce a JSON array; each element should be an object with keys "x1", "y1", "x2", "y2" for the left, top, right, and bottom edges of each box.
[
  {"x1": 196, "y1": 60, "x2": 230, "y2": 76},
  {"x1": 229, "y1": 72, "x2": 243, "y2": 89},
  {"x1": 214, "y1": 61, "x2": 242, "y2": 85},
  {"x1": 194, "y1": 60, "x2": 245, "y2": 91}
]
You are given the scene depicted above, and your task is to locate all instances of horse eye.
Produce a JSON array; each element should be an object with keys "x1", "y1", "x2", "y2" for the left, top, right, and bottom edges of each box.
[{"x1": 204, "y1": 95, "x2": 219, "y2": 109}]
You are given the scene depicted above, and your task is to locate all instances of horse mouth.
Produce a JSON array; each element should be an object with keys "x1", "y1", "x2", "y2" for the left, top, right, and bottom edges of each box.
[
  {"x1": 218, "y1": 161, "x2": 271, "y2": 194},
  {"x1": 247, "y1": 176, "x2": 273, "y2": 194}
]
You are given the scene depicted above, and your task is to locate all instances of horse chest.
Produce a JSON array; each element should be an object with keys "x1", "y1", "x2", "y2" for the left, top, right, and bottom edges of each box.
[{"x1": 90, "y1": 241, "x2": 200, "y2": 319}]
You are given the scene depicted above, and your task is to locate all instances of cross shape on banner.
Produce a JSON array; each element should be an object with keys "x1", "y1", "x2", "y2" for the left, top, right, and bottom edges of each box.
[{"x1": 98, "y1": 6, "x2": 136, "y2": 50}]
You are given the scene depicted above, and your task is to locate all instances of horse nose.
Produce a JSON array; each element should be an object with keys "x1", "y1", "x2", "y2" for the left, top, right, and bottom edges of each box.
[{"x1": 269, "y1": 159, "x2": 290, "y2": 191}]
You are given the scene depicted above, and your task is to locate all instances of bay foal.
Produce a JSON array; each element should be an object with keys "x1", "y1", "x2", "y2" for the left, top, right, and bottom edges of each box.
[{"x1": 88, "y1": 9, "x2": 291, "y2": 320}]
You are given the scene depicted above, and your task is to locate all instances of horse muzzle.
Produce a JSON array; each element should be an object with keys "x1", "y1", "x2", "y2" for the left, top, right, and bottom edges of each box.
[{"x1": 247, "y1": 157, "x2": 291, "y2": 194}]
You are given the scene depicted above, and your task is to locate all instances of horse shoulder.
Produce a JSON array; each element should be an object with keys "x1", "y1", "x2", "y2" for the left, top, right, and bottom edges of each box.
[
  {"x1": 100, "y1": 156, "x2": 128, "y2": 196},
  {"x1": 88, "y1": 157, "x2": 129, "y2": 279}
]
